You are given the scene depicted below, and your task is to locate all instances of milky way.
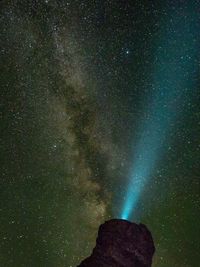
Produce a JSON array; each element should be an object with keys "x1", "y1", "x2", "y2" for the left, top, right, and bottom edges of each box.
[{"x1": 0, "y1": 1, "x2": 200, "y2": 267}]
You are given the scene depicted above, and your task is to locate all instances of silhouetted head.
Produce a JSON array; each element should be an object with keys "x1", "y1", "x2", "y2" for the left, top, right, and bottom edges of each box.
[{"x1": 78, "y1": 219, "x2": 155, "y2": 267}]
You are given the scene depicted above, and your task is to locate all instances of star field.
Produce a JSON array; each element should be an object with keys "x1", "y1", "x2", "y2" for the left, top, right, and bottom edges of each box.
[{"x1": 0, "y1": 1, "x2": 200, "y2": 267}]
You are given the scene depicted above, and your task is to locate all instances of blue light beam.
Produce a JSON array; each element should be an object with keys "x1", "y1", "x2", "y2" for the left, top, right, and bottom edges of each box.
[{"x1": 120, "y1": 3, "x2": 199, "y2": 220}]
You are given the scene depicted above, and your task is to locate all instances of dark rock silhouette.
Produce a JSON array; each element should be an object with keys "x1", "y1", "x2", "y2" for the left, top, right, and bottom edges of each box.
[{"x1": 78, "y1": 219, "x2": 155, "y2": 267}]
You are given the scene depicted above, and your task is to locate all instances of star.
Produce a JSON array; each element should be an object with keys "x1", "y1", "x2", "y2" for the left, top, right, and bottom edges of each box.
[{"x1": 0, "y1": 1, "x2": 199, "y2": 267}]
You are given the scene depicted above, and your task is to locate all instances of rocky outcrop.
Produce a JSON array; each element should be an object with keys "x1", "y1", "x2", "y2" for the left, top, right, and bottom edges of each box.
[{"x1": 78, "y1": 219, "x2": 155, "y2": 267}]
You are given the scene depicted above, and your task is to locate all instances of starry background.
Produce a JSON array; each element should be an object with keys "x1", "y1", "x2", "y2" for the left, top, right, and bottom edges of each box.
[{"x1": 0, "y1": 1, "x2": 199, "y2": 267}]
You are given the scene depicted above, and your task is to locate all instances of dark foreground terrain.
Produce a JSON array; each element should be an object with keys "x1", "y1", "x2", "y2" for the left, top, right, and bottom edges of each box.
[{"x1": 78, "y1": 219, "x2": 155, "y2": 267}]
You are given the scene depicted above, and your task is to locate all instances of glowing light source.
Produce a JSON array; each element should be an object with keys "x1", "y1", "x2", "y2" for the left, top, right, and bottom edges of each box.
[{"x1": 120, "y1": 3, "x2": 199, "y2": 220}]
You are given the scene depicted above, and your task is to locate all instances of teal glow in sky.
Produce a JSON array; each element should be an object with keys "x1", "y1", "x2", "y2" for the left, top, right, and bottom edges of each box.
[
  {"x1": 1, "y1": 1, "x2": 199, "y2": 266},
  {"x1": 120, "y1": 3, "x2": 199, "y2": 220}
]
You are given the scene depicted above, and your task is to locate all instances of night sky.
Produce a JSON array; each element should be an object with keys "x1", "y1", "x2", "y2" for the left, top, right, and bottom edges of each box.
[{"x1": 0, "y1": 1, "x2": 200, "y2": 267}]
